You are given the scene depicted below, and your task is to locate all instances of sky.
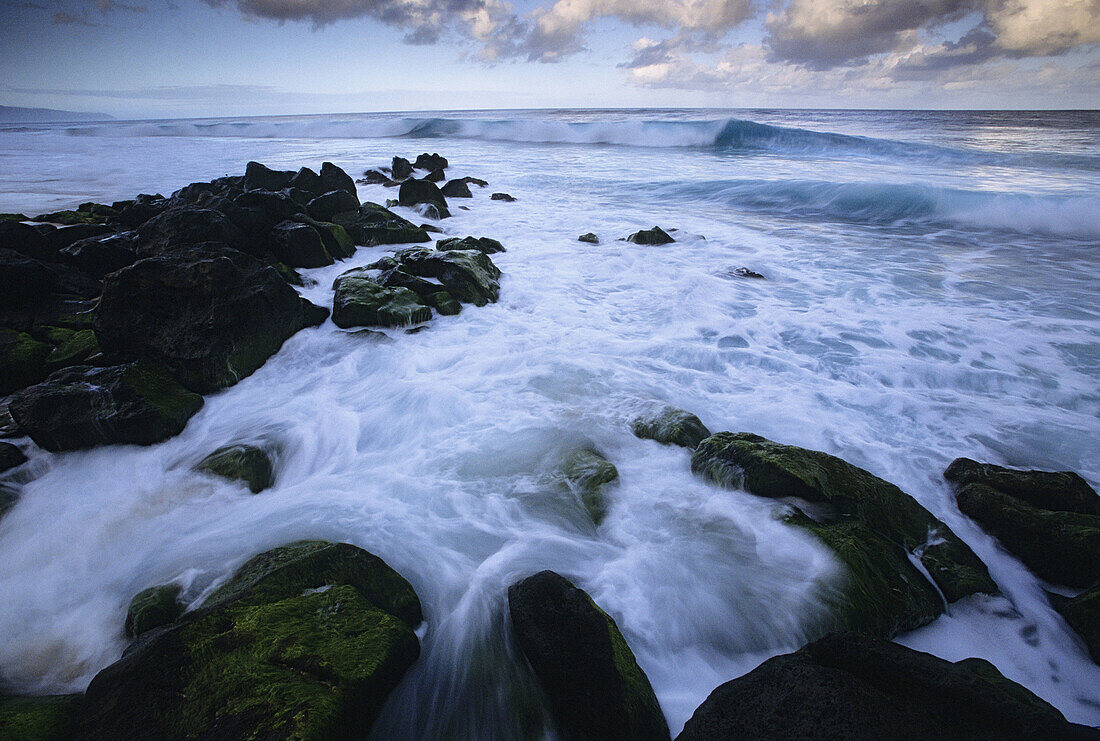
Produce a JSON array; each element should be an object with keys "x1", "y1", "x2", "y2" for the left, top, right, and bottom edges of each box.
[{"x1": 1, "y1": 0, "x2": 1098, "y2": 118}]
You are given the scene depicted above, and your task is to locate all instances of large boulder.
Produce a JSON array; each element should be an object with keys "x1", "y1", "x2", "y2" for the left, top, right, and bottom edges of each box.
[
  {"x1": 440, "y1": 179, "x2": 472, "y2": 198},
  {"x1": 135, "y1": 207, "x2": 244, "y2": 256},
  {"x1": 676, "y1": 632, "x2": 1096, "y2": 741},
  {"x1": 125, "y1": 584, "x2": 184, "y2": 638},
  {"x1": 397, "y1": 179, "x2": 450, "y2": 218},
  {"x1": 242, "y1": 161, "x2": 294, "y2": 192},
  {"x1": 692, "y1": 433, "x2": 996, "y2": 636},
  {"x1": 306, "y1": 189, "x2": 360, "y2": 222},
  {"x1": 115, "y1": 194, "x2": 168, "y2": 228},
  {"x1": 60, "y1": 231, "x2": 137, "y2": 277},
  {"x1": 0, "y1": 249, "x2": 57, "y2": 309},
  {"x1": 332, "y1": 203, "x2": 430, "y2": 247},
  {"x1": 627, "y1": 227, "x2": 674, "y2": 245},
  {"x1": 0, "y1": 693, "x2": 83, "y2": 741},
  {"x1": 332, "y1": 275, "x2": 432, "y2": 329},
  {"x1": 0, "y1": 329, "x2": 52, "y2": 394},
  {"x1": 93, "y1": 244, "x2": 327, "y2": 393},
  {"x1": 7, "y1": 362, "x2": 204, "y2": 451},
  {"x1": 197, "y1": 444, "x2": 275, "y2": 493},
  {"x1": 508, "y1": 571, "x2": 669, "y2": 741},
  {"x1": 392, "y1": 247, "x2": 500, "y2": 306},
  {"x1": 414, "y1": 153, "x2": 448, "y2": 171},
  {"x1": 1052, "y1": 583, "x2": 1100, "y2": 664},
  {"x1": 945, "y1": 458, "x2": 1100, "y2": 516},
  {"x1": 631, "y1": 406, "x2": 710, "y2": 450},
  {"x1": 954, "y1": 482, "x2": 1100, "y2": 588},
  {"x1": 436, "y1": 236, "x2": 505, "y2": 254},
  {"x1": 319, "y1": 162, "x2": 358, "y2": 197},
  {"x1": 563, "y1": 448, "x2": 618, "y2": 525},
  {"x1": 0, "y1": 220, "x2": 52, "y2": 260},
  {"x1": 80, "y1": 541, "x2": 422, "y2": 740},
  {"x1": 270, "y1": 220, "x2": 333, "y2": 268},
  {"x1": 0, "y1": 441, "x2": 26, "y2": 473},
  {"x1": 391, "y1": 156, "x2": 414, "y2": 181}
]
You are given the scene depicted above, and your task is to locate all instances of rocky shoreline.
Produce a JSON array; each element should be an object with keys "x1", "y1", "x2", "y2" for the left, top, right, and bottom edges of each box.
[{"x1": 1, "y1": 155, "x2": 1098, "y2": 739}]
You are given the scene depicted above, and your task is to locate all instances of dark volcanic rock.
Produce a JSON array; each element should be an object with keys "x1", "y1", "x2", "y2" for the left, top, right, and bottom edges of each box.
[
  {"x1": 116, "y1": 194, "x2": 168, "y2": 228},
  {"x1": 490, "y1": 192, "x2": 516, "y2": 202},
  {"x1": 414, "y1": 153, "x2": 448, "y2": 171},
  {"x1": 945, "y1": 457, "x2": 1100, "y2": 516},
  {"x1": 270, "y1": 220, "x2": 333, "y2": 268},
  {"x1": 955, "y1": 482, "x2": 1100, "y2": 588},
  {"x1": 563, "y1": 448, "x2": 618, "y2": 525},
  {"x1": 46, "y1": 223, "x2": 113, "y2": 252},
  {"x1": 377, "y1": 267, "x2": 441, "y2": 301},
  {"x1": 135, "y1": 207, "x2": 244, "y2": 256},
  {"x1": 8, "y1": 362, "x2": 204, "y2": 451},
  {"x1": 627, "y1": 227, "x2": 674, "y2": 245},
  {"x1": 126, "y1": 584, "x2": 184, "y2": 638},
  {"x1": 398, "y1": 179, "x2": 450, "y2": 218},
  {"x1": 94, "y1": 244, "x2": 327, "y2": 393},
  {"x1": 0, "y1": 220, "x2": 52, "y2": 260},
  {"x1": 359, "y1": 169, "x2": 390, "y2": 185},
  {"x1": 423, "y1": 168, "x2": 445, "y2": 183},
  {"x1": 0, "y1": 442, "x2": 27, "y2": 473},
  {"x1": 631, "y1": 406, "x2": 711, "y2": 450},
  {"x1": 0, "y1": 249, "x2": 57, "y2": 309},
  {"x1": 436, "y1": 236, "x2": 505, "y2": 254},
  {"x1": 391, "y1": 156, "x2": 414, "y2": 181},
  {"x1": 80, "y1": 541, "x2": 422, "y2": 741},
  {"x1": 392, "y1": 247, "x2": 500, "y2": 306},
  {"x1": 306, "y1": 189, "x2": 360, "y2": 222},
  {"x1": 288, "y1": 167, "x2": 324, "y2": 196},
  {"x1": 319, "y1": 162, "x2": 357, "y2": 197},
  {"x1": 332, "y1": 203, "x2": 431, "y2": 247},
  {"x1": 692, "y1": 432, "x2": 997, "y2": 636},
  {"x1": 332, "y1": 275, "x2": 432, "y2": 329},
  {"x1": 1052, "y1": 584, "x2": 1100, "y2": 664},
  {"x1": 676, "y1": 632, "x2": 1095, "y2": 741},
  {"x1": 508, "y1": 570, "x2": 669, "y2": 741},
  {"x1": 197, "y1": 444, "x2": 275, "y2": 493},
  {"x1": 440, "y1": 179, "x2": 472, "y2": 198},
  {"x1": 242, "y1": 161, "x2": 294, "y2": 192},
  {"x1": 60, "y1": 232, "x2": 137, "y2": 277},
  {"x1": 578, "y1": 232, "x2": 599, "y2": 244},
  {"x1": 0, "y1": 329, "x2": 51, "y2": 394}
]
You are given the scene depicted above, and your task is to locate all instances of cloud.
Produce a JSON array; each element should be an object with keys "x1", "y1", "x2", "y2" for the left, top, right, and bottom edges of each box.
[
  {"x1": 52, "y1": 10, "x2": 98, "y2": 24},
  {"x1": 96, "y1": 0, "x2": 149, "y2": 12}
]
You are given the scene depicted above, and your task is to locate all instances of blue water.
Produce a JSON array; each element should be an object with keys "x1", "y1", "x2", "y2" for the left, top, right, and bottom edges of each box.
[{"x1": 0, "y1": 109, "x2": 1098, "y2": 736}]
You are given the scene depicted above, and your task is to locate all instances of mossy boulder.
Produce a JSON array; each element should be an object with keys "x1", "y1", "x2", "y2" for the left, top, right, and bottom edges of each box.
[
  {"x1": 0, "y1": 693, "x2": 82, "y2": 741},
  {"x1": 306, "y1": 190, "x2": 360, "y2": 223},
  {"x1": 427, "y1": 291, "x2": 461, "y2": 316},
  {"x1": 314, "y1": 220, "x2": 355, "y2": 259},
  {"x1": 563, "y1": 448, "x2": 619, "y2": 525},
  {"x1": 332, "y1": 275, "x2": 432, "y2": 329},
  {"x1": 393, "y1": 247, "x2": 501, "y2": 306},
  {"x1": 125, "y1": 584, "x2": 184, "y2": 637},
  {"x1": 692, "y1": 433, "x2": 996, "y2": 635},
  {"x1": 631, "y1": 407, "x2": 711, "y2": 450},
  {"x1": 627, "y1": 227, "x2": 674, "y2": 245},
  {"x1": 376, "y1": 267, "x2": 443, "y2": 301},
  {"x1": 955, "y1": 483, "x2": 1100, "y2": 588},
  {"x1": 508, "y1": 570, "x2": 669, "y2": 741},
  {"x1": 676, "y1": 631, "x2": 1093, "y2": 741},
  {"x1": 945, "y1": 457, "x2": 1100, "y2": 516},
  {"x1": 0, "y1": 328, "x2": 52, "y2": 394},
  {"x1": 197, "y1": 445, "x2": 275, "y2": 493},
  {"x1": 32, "y1": 207, "x2": 109, "y2": 226},
  {"x1": 0, "y1": 442, "x2": 27, "y2": 473},
  {"x1": 270, "y1": 220, "x2": 333, "y2": 268},
  {"x1": 436, "y1": 236, "x2": 505, "y2": 254},
  {"x1": 80, "y1": 541, "x2": 422, "y2": 740},
  {"x1": 93, "y1": 244, "x2": 327, "y2": 393},
  {"x1": 1052, "y1": 583, "x2": 1100, "y2": 664},
  {"x1": 44, "y1": 328, "x2": 99, "y2": 369},
  {"x1": 134, "y1": 207, "x2": 245, "y2": 257},
  {"x1": 332, "y1": 203, "x2": 431, "y2": 246},
  {"x1": 578, "y1": 232, "x2": 599, "y2": 244},
  {"x1": 7, "y1": 362, "x2": 204, "y2": 452}
]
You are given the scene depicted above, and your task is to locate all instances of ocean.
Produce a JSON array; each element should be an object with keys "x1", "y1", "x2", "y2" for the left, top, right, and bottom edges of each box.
[{"x1": 0, "y1": 108, "x2": 1098, "y2": 736}]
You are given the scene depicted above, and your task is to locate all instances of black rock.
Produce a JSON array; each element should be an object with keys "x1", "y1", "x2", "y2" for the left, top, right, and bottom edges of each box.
[
  {"x1": 632, "y1": 406, "x2": 711, "y2": 449},
  {"x1": 288, "y1": 167, "x2": 324, "y2": 196},
  {"x1": 627, "y1": 227, "x2": 674, "y2": 245},
  {"x1": 93, "y1": 244, "x2": 327, "y2": 393},
  {"x1": 436, "y1": 236, "x2": 505, "y2": 254},
  {"x1": 116, "y1": 194, "x2": 168, "y2": 228},
  {"x1": 377, "y1": 267, "x2": 442, "y2": 301},
  {"x1": 197, "y1": 444, "x2": 275, "y2": 493},
  {"x1": 423, "y1": 168, "x2": 445, "y2": 183},
  {"x1": 319, "y1": 162, "x2": 358, "y2": 197},
  {"x1": 508, "y1": 570, "x2": 670, "y2": 741},
  {"x1": 414, "y1": 153, "x2": 448, "y2": 171},
  {"x1": 359, "y1": 169, "x2": 390, "y2": 185},
  {"x1": 243, "y1": 161, "x2": 294, "y2": 192},
  {"x1": 945, "y1": 458, "x2": 1100, "y2": 516},
  {"x1": 332, "y1": 275, "x2": 432, "y2": 329},
  {"x1": 0, "y1": 249, "x2": 57, "y2": 309},
  {"x1": 677, "y1": 632, "x2": 1096, "y2": 741},
  {"x1": 306, "y1": 189, "x2": 360, "y2": 222},
  {"x1": 391, "y1": 156, "x2": 414, "y2": 181},
  {"x1": 398, "y1": 179, "x2": 450, "y2": 218},
  {"x1": 731, "y1": 267, "x2": 764, "y2": 279},
  {"x1": 490, "y1": 192, "x2": 516, "y2": 202},
  {"x1": 46, "y1": 223, "x2": 114, "y2": 252},
  {"x1": 578, "y1": 232, "x2": 599, "y2": 244},
  {"x1": 135, "y1": 207, "x2": 245, "y2": 256},
  {"x1": 332, "y1": 203, "x2": 431, "y2": 247},
  {"x1": 393, "y1": 247, "x2": 500, "y2": 306},
  {"x1": 440, "y1": 179, "x2": 472, "y2": 198},
  {"x1": 60, "y1": 232, "x2": 137, "y2": 278},
  {"x1": 0, "y1": 442, "x2": 26, "y2": 473},
  {"x1": 0, "y1": 220, "x2": 52, "y2": 260},
  {"x1": 1052, "y1": 584, "x2": 1100, "y2": 664},
  {"x1": 270, "y1": 221, "x2": 333, "y2": 268},
  {"x1": 8, "y1": 362, "x2": 204, "y2": 452}
]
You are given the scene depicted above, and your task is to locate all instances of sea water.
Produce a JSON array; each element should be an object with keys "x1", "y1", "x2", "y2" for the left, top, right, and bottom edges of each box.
[{"x1": 0, "y1": 109, "x2": 1098, "y2": 737}]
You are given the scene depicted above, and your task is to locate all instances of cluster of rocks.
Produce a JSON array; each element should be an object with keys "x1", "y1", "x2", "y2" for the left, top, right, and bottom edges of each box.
[{"x1": 575, "y1": 226, "x2": 765, "y2": 279}]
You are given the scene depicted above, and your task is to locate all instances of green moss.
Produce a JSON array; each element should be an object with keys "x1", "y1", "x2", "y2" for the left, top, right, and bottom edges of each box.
[
  {"x1": 31, "y1": 210, "x2": 102, "y2": 225},
  {"x1": 0, "y1": 329, "x2": 51, "y2": 394},
  {"x1": 692, "y1": 432, "x2": 996, "y2": 602},
  {"x1": 631, "y1": 407, "x2": 711, "y2": 450},
  {"x1": 126, "y1": 584, "x2": 184, "y2": 637},
  {"x1": 426, "y1": 291, "x2": 461, "y2": 316},
  {"x1": 318, "y1": 222, "x2": 355, "y2": 259},
  {"x1": 0, "y1": 213, "x2": 29, "y2": 222},
  {"x1": 1053, "y1": 583, "x2": 1100, "y2": 663},
  {"x1": 198, "y1": 445, "x2": 275, "y2": 494},
  {"x1": 593, "y1": 597, "x2": 668, "y2": 739},
  {"x1": 332, "y1": 277, "x2": 432, "y2": 329},
  {"x1": 120, "y1": 361, "x2": 204, "y2": 424},
  {"x1": 45, "y1": 329, "x2": 99, "y2": 368},
  {"x1": 0, "y1": 694, "x2": 82, "y2": 741},
  {"x1": 563, "y1": 448, "x2": 619, "y2": 525}
]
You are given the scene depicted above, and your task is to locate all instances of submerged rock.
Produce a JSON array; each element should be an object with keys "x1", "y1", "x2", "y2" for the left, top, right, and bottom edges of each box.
[
  {"x1": 398, "y1": 179, "x2": 450, "y2": 218},
  {"x1": 436, "y1": 235, "x2": 505, "y2": 254},
  {"x1": 125, "y1": 584, "x2": 184, "y2": 637},
  {"x1": 578, "y1": 232, "x2": 599, "y2": 244},
  {"x1": 94, "y1": 244, "x2": 327, "y2": 393},
  {"x1": 677, "y1": 631, "x2": 1094, "y2": 741},
  {"x1": 490, "y1": 192, "x2": 516, "y2": 202},
  {"x1": 1052, "y1": 584, "x2": 1100, "y2": 664},
  {"x1": 8, "y1": 362, "x2": 204, "y2": 452},
  {"x1": 730, "y1": 266, "x2": 764, "y2": 279},
  {"x1": 508, "y1": 570, "x2": 669, "y2": 741},
  {"x1": 359, "y1": 169, "x2": 390, "y2": 185},
  {"x1": 692, "y1": 432, "x2": 997, "y2": 636},
  {"x1": 627, "y1": 227, "x2": 674, "y2": 245},
  {"x1": 81, "y1": 541, "x2": 422, "y2": 740},
  {"x1": 631, "y1": 406, "x2": 710, "y2": 450},
  {"x1": 563, "y1": 448, "x2": 618, "y2": 525},
  {"x1": 423, "y1": 168, "x2": 445, "y2": 183},
  {"x1": 333, "y1": 275, "x2": 432, "y2": 329},
  {"x1": 393, "y1": 247, "x2": 500, "y2": 306},
  {"x1": 197, "y1": 444, "x2": 275, "y2": 493}
]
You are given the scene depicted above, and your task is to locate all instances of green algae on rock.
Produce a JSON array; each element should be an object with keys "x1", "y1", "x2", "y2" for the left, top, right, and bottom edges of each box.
[
  {"x1": 563, "y1": 448, "x2": 619, "y2": 525},
  {"x1": 0, "y1": 693, "x2": 82, "y2": 741},
  {"x1": 332, "y1": 275, "x2": 432, "y2": 329},
  {"x1": 125, "y1": 584, "x2": 184, "y2": 638},
  {"x1": 627, "y1": 226, "x2": 674, "y2": 245},
  {"x1": 508, "y1": 570, "x2": 670, "y2": 741},
  {"x1": 945, "y1": 457, "x2": 1100, "y2": 516},
  {"x1": 631, "y1": 406, "x2": 711, "y2": 450},
  {"x1": 197, "y1": 444, "x2": 275, "y2": 494},
  {"x1": 1051, "y1": 584, "x2": 1100, "y2": 664}
]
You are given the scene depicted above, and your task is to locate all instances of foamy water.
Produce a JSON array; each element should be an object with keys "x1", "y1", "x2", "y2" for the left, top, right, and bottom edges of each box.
[{"x1": 0, "y1": 109, "x2": 1098, "y2": 736}]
